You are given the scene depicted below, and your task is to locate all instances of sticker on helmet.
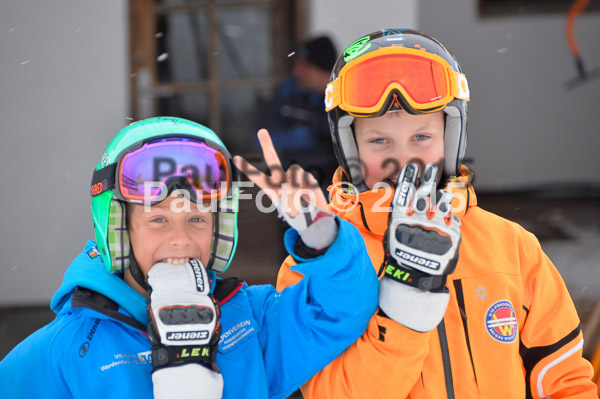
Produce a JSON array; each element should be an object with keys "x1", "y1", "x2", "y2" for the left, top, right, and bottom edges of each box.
[
  {"x1": 382, "y1": 29, "x2": 405, "y2": 41},
  {"x1": 485, "y1": 300, "x2": 518, "y2": 343},
  {"x1": 100, "y1": 152, "x2": 110, "y2": 168},
  {"x1": 343, "y1": 36, "x2": 371, "y2": 62}
]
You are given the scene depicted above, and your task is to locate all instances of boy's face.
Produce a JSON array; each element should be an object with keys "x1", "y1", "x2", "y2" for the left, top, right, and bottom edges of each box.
[
  {"x1": 127, "y1": 193, "x2": 213, "y2": 287},
  {"x1": 354, "y1": 111, "x2": 445, "y2": 189}
]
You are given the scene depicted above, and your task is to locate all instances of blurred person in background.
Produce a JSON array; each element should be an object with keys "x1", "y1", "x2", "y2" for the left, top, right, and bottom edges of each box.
[{"x1": 255, "y1": 35, "x2": 339, "y2": 191}]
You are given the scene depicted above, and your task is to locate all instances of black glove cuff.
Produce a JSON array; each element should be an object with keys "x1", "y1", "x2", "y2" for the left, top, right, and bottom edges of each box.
[
  {"x1": 294, "y1": 238, "x2": 328, "y2": 259},
  {"x1": 151, "y1": 343, "x2": 219, "y2": 373},
  {"x1": 382, "y1": 257, "x2": 448, "y2": 292},
  {"x1": 147, "y1": 312, "x2": 221, "y2": 373}
]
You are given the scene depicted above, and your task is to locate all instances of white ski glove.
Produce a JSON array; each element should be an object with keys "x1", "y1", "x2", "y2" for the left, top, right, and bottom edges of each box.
[
  {"x1": 278, "y1": 195, "x2": 338, "y2": 251},
  {"x1": 147, "y1": 260, "x2": 223, "y2": 399},
  {"x1": 379, "y1": 162, "x2": 461, "y2": 332}
]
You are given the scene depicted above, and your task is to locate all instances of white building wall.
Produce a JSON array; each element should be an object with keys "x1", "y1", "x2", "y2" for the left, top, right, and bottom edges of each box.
[{"x1": 0, "y1": 0, "x2": 128, "y2": 305}]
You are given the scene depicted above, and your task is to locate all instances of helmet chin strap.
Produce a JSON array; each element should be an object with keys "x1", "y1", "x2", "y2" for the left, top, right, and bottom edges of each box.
[
  {"x1": 338, "y1": 115, "x2": 369, "y2": 192},
  {"x1": 128, "y1": 249, "x2": 149, "y2": 291}
]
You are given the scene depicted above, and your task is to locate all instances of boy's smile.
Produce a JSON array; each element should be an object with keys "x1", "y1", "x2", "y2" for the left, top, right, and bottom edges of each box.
[
  {"x1": 125, "y1": 192, "x2": 213, "y2": 294},
  {"x1": 353, "y1": 111, "x2": 445, "y2": 189}
]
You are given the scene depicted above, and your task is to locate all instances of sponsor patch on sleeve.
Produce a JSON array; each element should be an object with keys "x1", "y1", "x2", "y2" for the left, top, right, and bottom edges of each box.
[{"x1": 87, "y1": 246, "x2": 100, "y2": 259}]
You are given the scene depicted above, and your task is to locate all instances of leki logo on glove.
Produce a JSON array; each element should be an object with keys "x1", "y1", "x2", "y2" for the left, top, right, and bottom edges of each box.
[
  {"x1": 384, "y1": 264, "x2": 412, "y2": 282},
  {"x1": 395, "y1": 249, "x2": 441, "y2": 270},
  {"x1": 485, "y1": 300, "x2": 518, "y2": 343},
  {"x1": 189, "y1": 259, "x2": 205, "y2": 292},
  {"x1": 177, "y1": 347, "x2": 211, "y2": 359},
  {"x1": 166, "y1": 330, "x2": 209, "y2": 341}
]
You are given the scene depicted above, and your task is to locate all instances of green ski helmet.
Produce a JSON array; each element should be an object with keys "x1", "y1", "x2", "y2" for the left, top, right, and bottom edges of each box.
[
  {"x1": 90, "y1": 117, "x2": 238, "y2": 283},
  {"x1": 325, "y1": 29, "x2": 470, "y2": 191}
]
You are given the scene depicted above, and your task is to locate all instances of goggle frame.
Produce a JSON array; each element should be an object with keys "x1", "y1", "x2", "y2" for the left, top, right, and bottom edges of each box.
[{"x1": 325, "y1": 46, "x2": 470, "y2": 117}]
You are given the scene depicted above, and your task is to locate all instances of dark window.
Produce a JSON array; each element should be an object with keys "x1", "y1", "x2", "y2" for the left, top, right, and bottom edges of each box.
[{"x1": 129, "y1": 0, "x2": 303, "y2": 154}]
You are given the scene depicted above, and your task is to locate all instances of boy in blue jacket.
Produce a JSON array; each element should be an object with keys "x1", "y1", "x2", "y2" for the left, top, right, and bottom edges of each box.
[{"x1": 0, "y1": 117, "x2": 379, "y2": 398}]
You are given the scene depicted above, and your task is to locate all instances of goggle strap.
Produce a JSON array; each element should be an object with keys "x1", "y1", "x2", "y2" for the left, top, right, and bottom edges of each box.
[
  {"x1": 451, "y1": 71, "x2": 470, "y2": 101},
  {"x1": 325, "y1": 79, "x2": 341, "y2": 112},
  {"x1": 91, "y1": 163, "x2": 117, "y2": 196}
]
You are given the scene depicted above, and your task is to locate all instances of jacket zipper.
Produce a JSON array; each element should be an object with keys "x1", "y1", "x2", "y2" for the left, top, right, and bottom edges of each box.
[
  {"x1": 437, "y1": 319, "x2": 455, "y2": 399},
  {"x1": 454, "y1": 279, "x2": 478, "y2": 385}
]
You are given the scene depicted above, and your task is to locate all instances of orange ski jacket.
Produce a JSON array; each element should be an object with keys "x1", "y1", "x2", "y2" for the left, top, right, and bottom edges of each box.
[{"x1": 277, "y1": 167, "x2": 597, "y2": 398}]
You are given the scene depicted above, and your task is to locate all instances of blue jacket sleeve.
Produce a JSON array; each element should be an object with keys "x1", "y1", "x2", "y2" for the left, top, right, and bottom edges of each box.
[{"x1": 245, "y1": 217, "x2": 379, "y2": 399}]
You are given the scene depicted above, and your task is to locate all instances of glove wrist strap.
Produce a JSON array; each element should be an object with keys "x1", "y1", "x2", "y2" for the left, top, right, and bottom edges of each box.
[{"x1": 382, "y1": 258, "x2": 448, "y2": 291}]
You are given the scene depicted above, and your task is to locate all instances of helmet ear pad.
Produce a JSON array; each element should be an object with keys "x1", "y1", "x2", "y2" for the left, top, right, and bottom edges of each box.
[
  {"x1": 107, "y1": 199, "x2": 131, "y2": 274},
  {"x1": 105, "y1": 199, "x2": 149, "y2": 290},
  {"x1": 205, "y1": 187, "x2": 238, "y2": 274},
  {"x1": 443, "y1": 102, "x2": 467, "y2": 177},
  {"x1": 335, "y1": 115, "x2": 369, "y2": 191}
]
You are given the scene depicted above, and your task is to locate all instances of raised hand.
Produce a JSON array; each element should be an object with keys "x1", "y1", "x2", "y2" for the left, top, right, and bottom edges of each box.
[
  {"x1": 379, "y1": 162, "x2": 461, "y2": 332},
  {"x1": 234, "y1": 129, "x2": 337, "y2": 251},
  {"x1": 147, "y1": 260, "x2": 223, "y2": 399},
  {"x1": 233, "y1": 129, "x2": 328, "y2": 218}
]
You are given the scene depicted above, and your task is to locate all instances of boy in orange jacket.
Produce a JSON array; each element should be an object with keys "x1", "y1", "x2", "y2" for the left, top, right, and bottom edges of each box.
[{"x1": 277, "y1": 29, "x2": 598, "y2": 398}]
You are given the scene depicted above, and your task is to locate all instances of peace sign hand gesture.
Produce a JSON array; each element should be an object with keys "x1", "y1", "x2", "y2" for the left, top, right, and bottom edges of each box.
[
  {"x1": 233, "y1": 129, "x2": 329, "y2": 218},
  {"x1": 379, "y1": 162, "x2": 461, "y2": 332},
  {"x1": 233, "y1": 129, "x2": 337, "y2": 250}
]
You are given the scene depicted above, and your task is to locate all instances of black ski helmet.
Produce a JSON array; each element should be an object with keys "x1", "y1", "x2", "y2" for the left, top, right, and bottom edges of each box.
[{"x1": 326, "y1": 29, "x2": 469, "y2": 191}]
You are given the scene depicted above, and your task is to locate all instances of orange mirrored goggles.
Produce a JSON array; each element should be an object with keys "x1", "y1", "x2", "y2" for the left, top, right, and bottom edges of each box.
[{"x1": 325, "y1": 46, "x2": 470, "y2": 116}]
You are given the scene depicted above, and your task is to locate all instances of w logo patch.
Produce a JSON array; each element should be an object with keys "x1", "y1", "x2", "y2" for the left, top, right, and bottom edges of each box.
[{"x1": 485, "y1": 300, "x2": 518, "y2": 343}]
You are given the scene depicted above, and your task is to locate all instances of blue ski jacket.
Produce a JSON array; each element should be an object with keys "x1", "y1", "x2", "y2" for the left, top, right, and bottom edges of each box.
[{"x1": 0, "y1": 219, "x2": 378, "y2": 398}]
